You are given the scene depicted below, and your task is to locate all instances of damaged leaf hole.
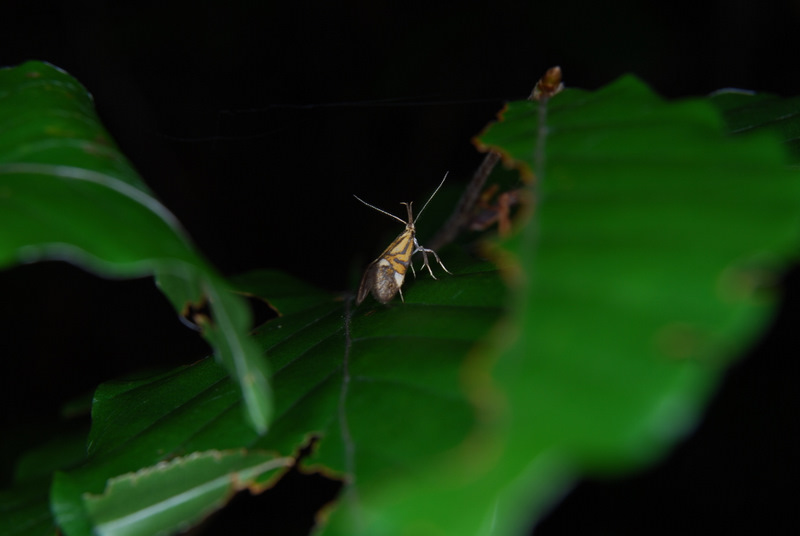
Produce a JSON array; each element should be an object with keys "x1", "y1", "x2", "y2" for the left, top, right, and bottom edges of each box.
[{"x1": 191, "y1": 436, "x2": 344, "y2": 536}]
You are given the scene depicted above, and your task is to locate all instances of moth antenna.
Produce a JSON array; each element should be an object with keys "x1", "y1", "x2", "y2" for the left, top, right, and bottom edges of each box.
[
  {"x1": 413, "y1": 171, "x2": 449, "y2": 224},
  {"x1": 353, "y1": 194, "x2": 407, "y2": 225}
]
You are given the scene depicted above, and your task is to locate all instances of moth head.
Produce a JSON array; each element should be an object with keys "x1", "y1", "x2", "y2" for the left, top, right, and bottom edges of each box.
[{"x1": 401, "y1": 201, "x2": 415, "y2": 232}]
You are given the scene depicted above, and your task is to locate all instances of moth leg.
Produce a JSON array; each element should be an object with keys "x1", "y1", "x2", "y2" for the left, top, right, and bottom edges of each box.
[
  {"x1": 414, "y1": 246, "x2": 451, "y2": 277},
  {"x1": 426, "y1": 248, "x2": 452, "y2": 274},
  {"x1": 398, "y1": 286, "x2": 405, "y2": 302},
  {"x1": 412, "y1": 247, "x2": 436, "y2": 279}
]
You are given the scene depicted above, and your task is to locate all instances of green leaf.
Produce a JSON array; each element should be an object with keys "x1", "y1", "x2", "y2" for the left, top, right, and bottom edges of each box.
[
  {"x1": 319, "y1": 76, "x2": 800, "y2": 534},
  {"x1": 0, "y1": 482, "x2": 55, "y2": 536},
  {"x1": 0, "y1": 419, "x2": 88, "y2": 536},
  {"x1": 709, "y1": 89, "x2": 800, "y2": 165},
  {"x1": 48, "y1": 261, "x2": 505, "y2": 534},
  {"x1": 14, "y1": 426, "x2": 88, "y2": 483},
  {"x1": 0, "y1": 61, "x2": 272, "y2": 434},
  {"x1": 230, "y1": 269, "x2": 333, "y2": 315},
  {"x1": 82, "y1": 450, "x2": 289, "y2": 536}
]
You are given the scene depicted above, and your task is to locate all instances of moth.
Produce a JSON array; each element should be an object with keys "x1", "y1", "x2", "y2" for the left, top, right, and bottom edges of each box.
[{"x1": 354, "y1": 174, "x2": 451, "y2": 305}]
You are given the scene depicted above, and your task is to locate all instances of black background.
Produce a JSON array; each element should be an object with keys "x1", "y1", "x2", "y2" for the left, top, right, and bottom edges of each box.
[{"x1": 1, "y1": 2, "x2": 798, "y2": 534}]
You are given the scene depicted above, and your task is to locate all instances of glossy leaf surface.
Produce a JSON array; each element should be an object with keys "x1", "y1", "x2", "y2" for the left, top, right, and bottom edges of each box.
[
  {"x1": 47, "y1": 260, "x2": 504, "y2": 535},
  {"x1": 0, "y1": 61, "x2": 272, "y2": 434}
]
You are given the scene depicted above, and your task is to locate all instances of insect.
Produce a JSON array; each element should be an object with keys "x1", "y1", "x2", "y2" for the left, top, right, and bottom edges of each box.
[{"x1": 354, "y1": 173, "x2": 451, "y2": 305}]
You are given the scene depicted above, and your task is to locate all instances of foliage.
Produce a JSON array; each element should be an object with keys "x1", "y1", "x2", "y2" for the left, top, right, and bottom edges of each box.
[{"x1": 1, "y1": 62, "x2": 799, "y2": 535}]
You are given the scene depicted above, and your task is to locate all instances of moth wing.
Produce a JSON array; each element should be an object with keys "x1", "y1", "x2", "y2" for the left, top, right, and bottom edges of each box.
[
  {"x1": 356, "y1": 260, "x2": 378, "y2": 305},
  {"x1": 372, "y1": 259, "x2": 403, "y2": 304}
]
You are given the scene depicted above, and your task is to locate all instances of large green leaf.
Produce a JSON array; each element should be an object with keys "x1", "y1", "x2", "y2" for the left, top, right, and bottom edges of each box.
[
  {"x1": 318, "y1": 76, "x2": 800, "y2": 534},
  {"x1": 42, "y1": 258, "x2": 504, "y2": 535},
  {"x1": 0, "y1": 61, "x2": 272, "y2": 434}
]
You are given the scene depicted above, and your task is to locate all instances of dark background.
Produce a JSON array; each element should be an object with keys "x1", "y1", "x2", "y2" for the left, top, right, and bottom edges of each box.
[{"x1": 1, "y1": 1, "x2": 798, "y2": 534}]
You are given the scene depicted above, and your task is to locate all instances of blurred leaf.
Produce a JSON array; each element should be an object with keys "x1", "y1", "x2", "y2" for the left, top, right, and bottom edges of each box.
[
  {"x1": 14, "y1": 427, "x2": 88, "y2": 483},
  {"x1": 0, "y1": 61, "x2": 272, "y2": 434},
  {"x1": 0, "y1": 482, "x2": 54, "y2": 536},
  {"x1": 319, "y1": 76, "x2": 800, "y2": 534},
  {"x1": 0, "y1": 418, "x2": 88, "y2": 536},
  {"x1": 709, "y1": 89, "x2": 800, "y2": 164}
]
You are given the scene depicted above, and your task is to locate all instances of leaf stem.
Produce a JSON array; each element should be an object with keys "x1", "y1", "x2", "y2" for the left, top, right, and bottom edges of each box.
[{"x1": 427, "y1": 67, "x2": 562, "y2": 250}]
